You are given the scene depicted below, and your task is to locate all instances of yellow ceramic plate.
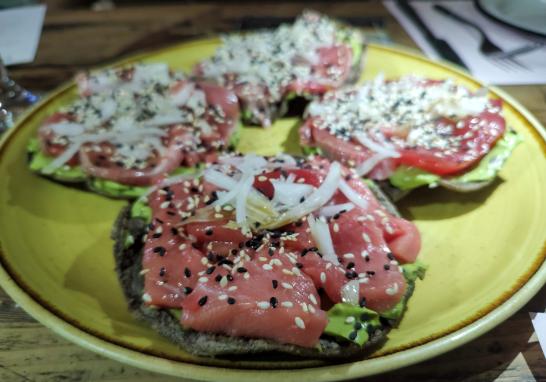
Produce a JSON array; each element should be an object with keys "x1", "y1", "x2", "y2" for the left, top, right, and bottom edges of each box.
[{"x1": 0, "y1": 40, "x2": 545, "y2": 381}]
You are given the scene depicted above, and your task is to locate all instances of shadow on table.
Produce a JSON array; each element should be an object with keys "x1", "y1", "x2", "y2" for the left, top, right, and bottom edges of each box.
[{"x1": 361, "y1": 285, "x2": 546, "y2": 382}]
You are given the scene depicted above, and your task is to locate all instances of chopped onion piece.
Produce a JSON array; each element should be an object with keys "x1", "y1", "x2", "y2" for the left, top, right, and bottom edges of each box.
[
  {"x1": 48, "y1": 122, "x2": 85, "y2": 137},
  {"x1": 41, "y1": 142, "x2": 83, "y2": 174},
  {"x1": 355, "y1": 152, "x2": 389, "y2": 176},
  {"x1": 143, "y1": 114, "x2": 186, "y2": 127},
  {"x1": 338, "y1": 179, "x2": 369, "y2": 210},
  {"x1": 139, "y1": 172, "x2": 199, "y2": 200},
  {"x1": 307, "y1": 215, "x2": 339, "y2": 265},
  {"x1": 261, "y1": 161, "x2": 342, "y2": 229},
  {"x1": 271, "y1": 181, "x2": 314, "y2": 207},
  {"x1": 341, "y1": 280, "x2": 360, "y2": 306},
  {"x1": 236, "y1": 176, "x2": 254, "y2": 225},
  {"x1": 354, "y1": 132, "x2": 400, "y2": 158},
  {"x1": 319, "y1": 203, "x2": 355, "y2": 218},
  {"x1": 204, "y1": 169, "x2": 238, "y2": 190}
]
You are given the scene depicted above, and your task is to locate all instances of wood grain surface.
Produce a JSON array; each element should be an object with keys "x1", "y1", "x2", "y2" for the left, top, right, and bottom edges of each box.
[{"x1": 3, "y1": 1, "x2": 546, "y2": 381}]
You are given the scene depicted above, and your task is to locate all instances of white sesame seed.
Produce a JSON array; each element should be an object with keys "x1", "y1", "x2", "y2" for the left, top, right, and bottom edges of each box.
[
  {"x1": 160, "y1": 201, "x2": 170, "y2": 209},
  {"x1": 345, "y1": 316, "x2": 355, "y2": 324},
  {"x1": 139, "y1": 268, "x2": 150, "y2": 275},
  {"x1": 220, "y1": 276, "x2": 228, "y2": 288},
  {"x1": 295, "y1": 317, "x2": 306, "y2": 329},
  {"x1": 270, "y1": 258, "x2": 282, "y2": 266},
  {"x1": 386, "y1": 283, "x2": 400, "y2": 296},
  {"x1": 292, "y1": 267, "x2": 301, "y2": 276},
  {"x1": 343, "y1": 253, "x2": 355, "y2": 259},
  {"x1": 178, "y1": 243, "x2": 187, "y2": 251},
  {"x1": 333, "y1": 223, "x2": 339, "y2": 233},
  {"x1": 258, "y1": 175, "x2": 268, "y2": 181},
  {"x1": 257, "y1": 301, "x2": 270, "y2": 309},
  {"x1": 218, "y1": 294, "x2": 228, "y2": 300},
  {"x1": 198, "y1": 277, "x2": 208, "y2": 283},
  {"x1": 362, "y1": 233, "x2": 371, "y2": 243},
  {"x1": 223, "y1": 205, "x2": 234, "y2": 211},
  {"x1": 301, "y1": 302, "x2": 309, "y2": 313},
  {"x1": 243, "y1": 272, "x2": 250, "y2": 280},
  {"x1": 201, "y1": 258, "x2": 209, "y2": 266},
  {"x1": 309, "y1": 294, "x2": 318, "y2": 305},
  {"x1": 326, "y1": 263, "x2": 332, "y2": 269},
  {"x1": 281, "y1": 282, "x2": 293, "y2": 289},
  {"x1": 361, "y1": 250, "x2": 369, "y2": 258},
  {"x1": 263, "y1": 264, "x2": 273, "y2": 271},
  {"x1": 259, "y1": 256, "x2": 267, "y2": 262},
  {"x1": 142, "y1": 293, "x2": 152, "y2": 303},
  {"x1": 228, "y1": 285, "x2": 238, "y2": 291},
  {"x1": 320, "y1": 272, "x2": 326, "y2": 283},
  {"x1": 308, "y1": 305, "x2": 316, "y2": 314},
  {"x1": 359, "y1": 277, "x2": 369, "y2": 284},
  {"x1": 282, "y1": 269, "x2": 294, "y2": 276},
  {"x1": 214, "y1": 213, "x2": 224, "y2": 219}
]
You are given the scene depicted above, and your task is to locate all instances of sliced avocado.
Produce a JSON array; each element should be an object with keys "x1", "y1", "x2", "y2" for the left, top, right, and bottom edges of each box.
[
  {"x1": 301, "y1": 146, "x2": 324, "y2": 156},
  {"x1": 131, "y1": 198, "x2": 153, "y2": 222},
  {"x1": 28, "y1": 139, "x2": 87, "y2": 182},
  {"x1": 389, "y1": 130, "x2": 521, "y2": 191},
  {"x1": 324, "y1": 260, "x2": 426, "y2": 345},
  {"x1": 88, "y1": 178, "x2": 150, "y2": 199}
]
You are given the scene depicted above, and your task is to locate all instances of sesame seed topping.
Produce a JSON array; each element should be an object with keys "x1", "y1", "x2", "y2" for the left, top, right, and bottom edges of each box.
[
  {"x1": 295, "y1": 317, "x2": 306, "y2": 329},
  {"x1": 333, "y1": 223, "x2": 339, "y2": 232},
  {"x1": 270, "y1": 297, "x2": 278, "y2": 308},
  {"x1": 345, "y1": 316, "x2": 355, "y2": 324},
  {"x1": 272, "y1": 279, "x2": 278, "y2": 289},
  {"x1": 281, "y1": 301, "x2": 294, "y2": 308},
  {"x1": 198, "y1": 277, "x2": 208, "y2": 283},
  {"x1": 184, "y1": 267, "x2": 191, "y2": 278},
  {"x1": 220, "y1": 276, "x2": 228, "y2": 288},
  {"x1": 218, "y1": 294, "x2": 228, "y2": 301},
  {"x1": 281, "y1": 282, "x2": 293, "y2": 289},
  {"x1": 227, "y1": 297, "x2": 236, "y2": 305},
  {"x1": 198, "y1": 296, "x2": 208, "y2": 306},
  {"x1": 343, "y1": 253, "x2": 355, "y2": 259},
  {"x1": 320, "y1": 272, "x2": 326, "y2": 283},
  {"x1": 228, "y1": 285, "x2": 238, "y2": 291},
  {"x1": 257, "y1": 301, "x2": 270, "y2": 309},
  {"x1": 309, "y1": 294, "x2": 318, "y2": 305}
]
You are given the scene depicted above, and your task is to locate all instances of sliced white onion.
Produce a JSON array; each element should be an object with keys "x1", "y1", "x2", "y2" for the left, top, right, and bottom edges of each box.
[
  {"x1": 338, "y1": 179, "x2": 369, "y2": 210},
  {"x1": 307, "y1": 214, "x2": 339, "y2": 266},
  {"x1": 204, "y1": 168, "x2": 238, "y2": 190},
  {"x1": 236, "y1": 176, "x2": 254, "y2": 225},
  {"x1": 319, "y1": 203, "x2": 355, "y2": 218},
  {"x1": 271, "y1": 181, "x2": 314, "y2": 207},
  {"x1": 263, "y1": 161, "x2": 342, "y2": 229},
  {"x1": 41, "y1": 142, "x2": 83, "y2": 174},
  {"x1": 340, "y1": 280, "x2": 360, "y2": 306},
  {"x1": 48, "y1": 122, "x2": 85, "y2": 137},
  {"x1": 139, "y1": 172, "x2": 199, "y2": 200},
  {"x1": 143, "y1": 114, "x2": 187, "y2": 127},
  {"x1": 354, "y1": 132, "x2": 400, "y2": 158},
  {"x1": 170, "y1": 82, "x2": 195, "y2": 106},
  {"x1": 355, "y1": 152, "x2": 389, "y2": 176},
  {"x1": 99, "y1": 98, "x2": 117, "y2": 122}
]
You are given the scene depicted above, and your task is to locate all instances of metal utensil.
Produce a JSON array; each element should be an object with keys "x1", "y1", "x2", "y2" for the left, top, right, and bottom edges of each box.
[
  {"x1": 0, "y1": 101, "x2": 13, "y2": 134},
  {"x1": 0, "y1": 56, "x2": 39, "y2": 108},
  {"x1": 433, "y1": 4, "x2": 530, "y2": 70}
]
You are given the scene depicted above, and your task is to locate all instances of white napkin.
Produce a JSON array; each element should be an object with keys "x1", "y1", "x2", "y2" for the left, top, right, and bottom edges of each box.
[
  {"x1": 0, "y1": 5, "x2": 46, "y2": 66},
  {"x1": 385, "y1": 0, "x2": 546, "y2": 85}
]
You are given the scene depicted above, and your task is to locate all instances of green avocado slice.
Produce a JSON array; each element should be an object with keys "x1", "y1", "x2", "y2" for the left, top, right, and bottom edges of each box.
[
  {"x1": 389, "y1": 130, "x2": 521, "y2": 191},
  {"x1": 324, "y1": 261, "x2": 426, "y2": 346}
]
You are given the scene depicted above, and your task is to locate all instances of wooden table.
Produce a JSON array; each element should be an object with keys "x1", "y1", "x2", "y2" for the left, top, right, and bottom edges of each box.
[{"x1": 2, "y1": 2, "x2": 546, "y2": 381}]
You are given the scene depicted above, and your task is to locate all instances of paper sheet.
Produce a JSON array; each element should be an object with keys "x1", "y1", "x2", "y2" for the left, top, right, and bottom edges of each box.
[
  {"x1": 531, "y1": 313, "x2": 546, "y2": 358},
  {"x1": 0, "y1": 5, "x2": 46, "y2": 66}
]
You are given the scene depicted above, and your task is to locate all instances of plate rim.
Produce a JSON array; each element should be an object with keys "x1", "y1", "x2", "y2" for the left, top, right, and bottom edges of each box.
[{"x1": 0, "y1": 39, "x2": 545, "y2": 381}]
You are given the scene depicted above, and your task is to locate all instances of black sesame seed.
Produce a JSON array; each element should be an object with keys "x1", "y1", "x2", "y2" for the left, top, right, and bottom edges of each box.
[
  {"x1": 236, "y1": 267, "x2": 247, "y2": 273},
  {"x1": 190, "y1": 186, "x2": 199, "y2": 193},
  {"x1": 268, "y1": 247, "x2": 275, "y2": 256},
  {"x1": 231, "y1": 249, "x2": 239, "y2": 255},
  {"x1": 386, "y1": 252, "x2": 395, "y2": 260},
  {"x1": 226, "y1": 274, "x2": 234, "y2": 281},
  {"x1": 184, "y1": 267, "x2": 191, "y2": 278},
  {"x1": 364, "y1": 255, "x2": 370, "y2": 262},
  {"x1": 152, "y1": 233, "x2": 162, "y2": 239},
  {"x1": 159, "y1": 267, "x2": 166, "y2": 277},
  {"x1": 359, "y1": 297, "x2": 367, "y2": 307},
  {"x1": 299, "y1": 196, "x2": 305, "y2": 203},
  {"x1": 272, "y1": 279, "x2": 278, "y2": 289},
  {"x1": 295, "y1": 220, "x2": 303, "y2": 227},
  {"x1": 254, "y1": 222, "x2": 261, "y2": 228},
  {"x1": 345, "y1": 271, "x2": 358, "y2": 280},
  {"x1": 227, "y1": 297, "x2": 236, "y2": 305},
  {"x1": 366, "y1": 270, "x2": 375, "y2": 276},
  {"x1": 198, "y1": 296, "x2": 208, "y2": 307},
  {"x1": 354, "y1": 322, "x2": 363, "y2": 330},
  {"x1": 206, "y1": 266, "x2": 216, "y2": 275},
  {"x1": 155, "y1": 218, "x2": 164, "y2": 224},
  {"x1": 360, "y1": 313, "x2": 372, "y2": 321},
  {"x1": 384, "y1": 264, "x2": 391, "y2": 271},
  {"x1": 301, "y1": 248, "x2": 309, "y2": 257},
  {"x1": 191, "y1": 243, "x2": 200, "y2": 249},
  {"x1": 166, "y1": 211, "x2": 176, "y2": 216},
  {"x1": 153, "y1": 246, "x2": 166, "y2": 256},
  {"x1": 215, "y1": 274, "x2": 222, "y2": 282},
  {"x1": 170, "y1": 227, "x2": 179, "y2": 236},
  {"x1": 348, "y1": 331, "x2": 358, "y2": 340},
  {"x1": 238, "y1": 242, "x2": 245, "y2": 249},
  {"x1": 296, "y1": 262, "x2": 304, "y2": 269},
  {"x1": 346, "y1": 262, "x2": 355, "y2": 269},
  {"x1": 184, "y1": 287, "x2": 193, "y2": 295},
  {"x1": 205, "y1": 228, "x2": 214, "y2": 236},
  {"x1": 366, "y1": 324, "x2": 375, "y2": 335},
  {"x1": 270, "y1": 297, "x2": 278, "y2": 308},
  {"x1": 309, "y1": 247, "x2": 319, "y2": 252},
  {"x1": 207, "y1": 252, "x2": 215, "y2": 261}
]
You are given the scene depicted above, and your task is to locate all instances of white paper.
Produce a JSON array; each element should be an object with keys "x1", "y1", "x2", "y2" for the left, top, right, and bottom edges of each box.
[
  {"x1": 0, "y1": 5, "x2": 46, "y2": 66},
  {"x1": 384, "y1": 0, "x2": 546, "y2": 85},
  {"x1": 530, "y1": 312, "x2": 546, "y2": 358}
]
